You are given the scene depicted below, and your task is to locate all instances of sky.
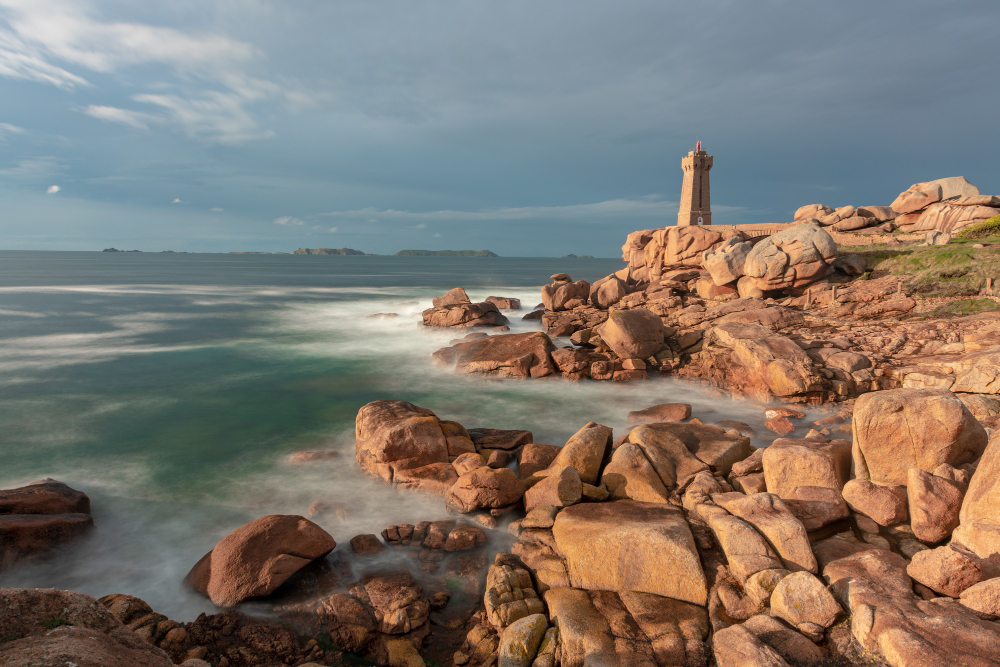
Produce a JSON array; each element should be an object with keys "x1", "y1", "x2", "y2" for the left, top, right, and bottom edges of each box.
[{"x1": 0, "y1": 0, "x2": 998, "y2": 256}]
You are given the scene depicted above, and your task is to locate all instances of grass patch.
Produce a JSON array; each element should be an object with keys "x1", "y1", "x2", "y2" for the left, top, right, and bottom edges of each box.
[
  {"x1": 1, "y1": 632, "x2": 22, "y2": 643},
  {"x1": 844, "y1": 241, "x2": 1000, "y2": 296},
  {"x1": 42, "y1": 618, "x2": 68, "y2": 629},
  {"x1": 930, "y1": 298, "x2": 1000, "y2": 318},
  {"x1": 957, "y1": 214, "x2": 1000, "y2": 240}
]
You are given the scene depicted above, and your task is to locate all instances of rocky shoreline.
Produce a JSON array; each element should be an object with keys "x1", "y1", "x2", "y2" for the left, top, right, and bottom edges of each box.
[
  {"x1": 4, "y1": 178, "x2": 1000, "y2": 666},
  {"x1": 5, "y1": 388, "x2": 1000, "y2": 667}
]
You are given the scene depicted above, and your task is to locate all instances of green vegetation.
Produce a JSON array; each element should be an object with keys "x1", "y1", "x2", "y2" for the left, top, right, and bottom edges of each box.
[
  {"x1": 1, "y1": 633, "x2": 22, "y2": 643},
  {"x1": 842, "y1": 238, "x2": 1000, "y2": 297},
  {"x1": 42, "y1": 618, "x2": 67, "y2": 629},
  {"x1": 394, "y1": 249, "x2": 499, "y2": 257},
  {"x1": 957, "y1": 214, "x2": 1000, "y2": 240},
  {"x1": 930, "y1": 298, "x2": 1000, "y2": 317}
]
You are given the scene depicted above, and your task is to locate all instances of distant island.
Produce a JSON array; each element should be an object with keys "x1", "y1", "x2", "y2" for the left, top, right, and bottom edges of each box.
[
  {"x1": 562, "y1": 253, "x2": 595, "y2": 258},
  {"x1": 394, "y1": 249, "x2": 499, "y2": 257},
  {"x1": 292, "y1": 247, "x2": 368, "y2": 255},
  {"x1": 102, "y1": 248, "x2": 188, "y2": 253}
]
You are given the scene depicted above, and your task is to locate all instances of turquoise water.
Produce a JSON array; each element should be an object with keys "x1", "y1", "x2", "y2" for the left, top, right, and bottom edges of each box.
[{"x1": 0, "y1": 251, "x2": 800, "y2": 619}]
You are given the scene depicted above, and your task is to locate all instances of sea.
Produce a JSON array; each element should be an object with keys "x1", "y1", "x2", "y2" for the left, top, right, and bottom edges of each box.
[{"x1": 0, "y1": 250, "x2": 813, "y2": 620}]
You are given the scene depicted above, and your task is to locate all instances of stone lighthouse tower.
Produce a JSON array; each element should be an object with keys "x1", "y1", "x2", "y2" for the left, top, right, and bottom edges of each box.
[{"x1": 677, "y1": 141, "x2": 712, "y2": 226}]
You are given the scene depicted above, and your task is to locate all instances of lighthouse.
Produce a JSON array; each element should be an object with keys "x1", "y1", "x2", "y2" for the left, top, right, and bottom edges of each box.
[{"x1": 677, "y1": 141, "x2": 712, "y2": 226}]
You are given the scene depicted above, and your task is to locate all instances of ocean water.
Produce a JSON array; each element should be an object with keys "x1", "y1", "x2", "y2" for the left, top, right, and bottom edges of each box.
[{"x1": 0, "y1": 250, "x2": 814, "y2": 620}]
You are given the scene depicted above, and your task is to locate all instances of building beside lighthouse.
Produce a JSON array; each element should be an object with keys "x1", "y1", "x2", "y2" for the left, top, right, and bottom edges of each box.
[{"x1": 677, "y1": 141, "x2": 712, "y2": 226}]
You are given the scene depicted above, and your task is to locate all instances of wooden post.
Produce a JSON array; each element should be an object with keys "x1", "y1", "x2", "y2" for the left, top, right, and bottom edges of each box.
[
  {"x1": 988, "y1": 277, "x2": 994, "y2": 296},
  {"x1": 831, "y1": 285, "x2": 838, "y2": 301},
  {"x1": 805, "y1": 287, "x2": 812, "y2": 309}
]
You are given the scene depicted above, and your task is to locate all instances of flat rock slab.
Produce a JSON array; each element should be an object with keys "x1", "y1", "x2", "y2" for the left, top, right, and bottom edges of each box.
[{"x1": 551, "y1": 500, "x2": 708, "y2": 605}]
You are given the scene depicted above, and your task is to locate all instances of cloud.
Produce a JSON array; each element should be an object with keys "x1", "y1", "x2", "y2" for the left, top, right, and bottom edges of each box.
[
  {"x1": 323, "y1": 196, "x2": 745, "y2": 224},
  {"x1": 0, "y1": 155, "x2": 66, "y2": 178},
  {"x1": 0, "y1": 0, "x2": 254, "y2": 78},
  {"x1": 46, "y1": 184, "x2": 58, "y2": 193},
  {"x1": 171, "y1": 197, "x2": 181, "y2": 203},
  {"x1": 0, "y1": 121, "x2": 24, "y2": 138},
  {"x1": 81, "y1": 105, "x2": 154, "y2": 130},
  {"x1": 131, "y1": 91, "x2": 274, "y2": 144},
  {"x1": 273, "y1": 215, "x2": 305, "y2": 226},
  {"x1": 210, "y1": 207, "x2": 223, "y2": 211},
  {"x1": 328, "y1": 226, "x2": 337, "y2": 233},
  {"x1": 0, "y1": 0, "x2": 313, "y2": 143}
]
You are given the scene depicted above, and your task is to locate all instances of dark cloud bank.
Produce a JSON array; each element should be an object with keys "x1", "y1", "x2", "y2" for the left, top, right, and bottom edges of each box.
[{"x1": 0, "y1": 0, "x2": 997, "y2": 255}]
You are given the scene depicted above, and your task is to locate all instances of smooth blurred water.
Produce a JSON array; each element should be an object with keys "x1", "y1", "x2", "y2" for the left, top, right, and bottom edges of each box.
[{"x1": 0, "y1": 250, "x2": 815, "y2": 620}]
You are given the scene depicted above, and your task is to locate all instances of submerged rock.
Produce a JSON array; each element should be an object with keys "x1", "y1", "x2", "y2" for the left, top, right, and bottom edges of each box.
[
  {"x1": 0, "y1": 479, "x2": 94, "y2": 573},
  {"x1": 435, "y1": 332, "x2": 558, "y2": 379},
  {"x1": 423, "y1": 287, "x2": 510, "y2": 328}
]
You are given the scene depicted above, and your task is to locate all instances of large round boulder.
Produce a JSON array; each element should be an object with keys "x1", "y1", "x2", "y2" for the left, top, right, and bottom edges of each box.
[
  {"x1": 185, "y1": 514, "x2": 336, "y2": 607},
  {"x1": 596, "y1": 308, "x2": 665, "y2": 360},
  {"x1": 794, "y1": 204, "x2": 832, "y2": 220},
  {"x1": 589, "y1": 275, "x2": 628, "y2": 309},
  {"x1": 355, "y1": 400, "x2": 473, "y2": 483},
  {"x1": 891, "y1": 176, "x2": 979, "y2": 214},
  {"x1": 852, "y1": 389, "x2": 987, "y2": 487},
  {"x1": 703, "y1": 236, "x2": 752, "y2": 286},
  {"x1": 742, "y1": 223, "x2": 837, "y2": 292}
]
